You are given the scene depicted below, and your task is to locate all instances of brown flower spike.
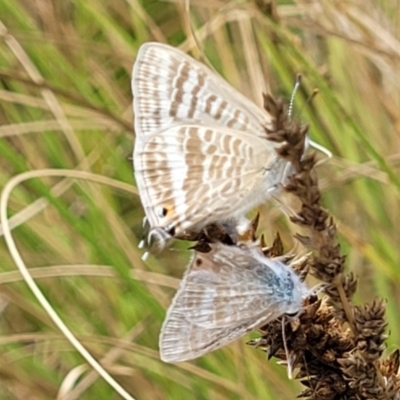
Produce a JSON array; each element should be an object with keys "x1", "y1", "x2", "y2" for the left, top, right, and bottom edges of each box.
[{"x1": 248, "y1": 95, "x2": 400, "y2": 399}]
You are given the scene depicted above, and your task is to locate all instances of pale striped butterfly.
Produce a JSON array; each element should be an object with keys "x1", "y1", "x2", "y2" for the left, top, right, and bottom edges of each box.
[
  {"x1": 159, "y1": 241, "x2": 309, "y2": 362},
  {"x1": 132, "y1": 42, "x2": 301, "y2": 250}
]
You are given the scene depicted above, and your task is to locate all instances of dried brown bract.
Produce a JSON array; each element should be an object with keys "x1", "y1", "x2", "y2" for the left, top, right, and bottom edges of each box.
[{"x1": 248, "y1": 95, "x2": 400, "y2": 399}]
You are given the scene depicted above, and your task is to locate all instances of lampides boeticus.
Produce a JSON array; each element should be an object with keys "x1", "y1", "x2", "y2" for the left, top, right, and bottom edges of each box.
[
  {"x1": 132, "y1": 43, "x2": 298, "y2": 250},
  {"x1": 159, "y1": 241, "x2": 309, "y2": 362}
]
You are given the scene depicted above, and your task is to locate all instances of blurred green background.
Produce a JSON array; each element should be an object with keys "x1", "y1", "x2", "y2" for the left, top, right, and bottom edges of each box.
[{"x1": 0, "y1": 0, "x2": 399, "y2": 399}]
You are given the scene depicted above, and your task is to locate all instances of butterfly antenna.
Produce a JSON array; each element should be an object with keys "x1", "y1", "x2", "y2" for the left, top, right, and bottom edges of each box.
[
  {"x1": 288, "y1": 74, "x2": 302, "y2": 120},
  {"x1": 298, "y1": 87, "x2": 333, "y2": 161},
  {"x1": 309, "y1": 139, "x2": 332, "y2": 160}
]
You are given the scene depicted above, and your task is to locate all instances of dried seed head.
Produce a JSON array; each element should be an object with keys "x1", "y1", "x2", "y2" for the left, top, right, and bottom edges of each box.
[
  {"x1": 353, "y1": 299, "x2": 387, "y2": 362},
  {"x1": 251, "y1": 93, "x2": 397, "y2": 399}
]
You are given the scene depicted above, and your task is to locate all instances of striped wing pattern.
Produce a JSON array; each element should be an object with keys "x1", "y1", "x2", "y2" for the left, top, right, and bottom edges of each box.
[{"x1": 132, "y1": 43, "x2": 289, "y2": 243}]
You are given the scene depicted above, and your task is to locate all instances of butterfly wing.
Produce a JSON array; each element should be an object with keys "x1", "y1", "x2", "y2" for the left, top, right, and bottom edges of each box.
[
  {"x1": 134, "y1": 124, "x2": 284, "y2": 235},
  {"x1": 159, "y1": 243, "x2": 306, "y2": 362},
  {"x1": 160, "y1": 307, "x2": 267, "y2": 363},
  {"x1": 132, "y1": 42, "x2": 273, "y2": 138}
]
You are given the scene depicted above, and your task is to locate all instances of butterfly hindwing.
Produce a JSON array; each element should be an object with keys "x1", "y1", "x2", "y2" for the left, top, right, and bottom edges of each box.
[
  {"x1": 159, "y1": 243, "x2": 308, "y2": 362},
  {"x1": 134, "y1": 124, "x2": 283, "y2": 234}
]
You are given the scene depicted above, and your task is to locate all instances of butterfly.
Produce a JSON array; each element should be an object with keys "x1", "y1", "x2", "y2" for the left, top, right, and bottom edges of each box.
[
  {"x1": 132, "y1": 42, "x2": 301, "y2": 250},
  {"x1": 159, "y1": 241, "x2": 309, "y2": 362}
]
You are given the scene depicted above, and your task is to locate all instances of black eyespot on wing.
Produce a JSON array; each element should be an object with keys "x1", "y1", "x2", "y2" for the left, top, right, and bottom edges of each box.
[{"x1": 158, "y1": 207, "x2": 168, "y2": 217}]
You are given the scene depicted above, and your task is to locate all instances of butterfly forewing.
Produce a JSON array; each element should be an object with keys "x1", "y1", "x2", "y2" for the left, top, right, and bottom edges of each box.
[
  {"x1": 133, "y1": 42, "x2": 273, "y2": 137},
  {"x1": 159, "y1": 242, "x2": 308, "y2": 363}
]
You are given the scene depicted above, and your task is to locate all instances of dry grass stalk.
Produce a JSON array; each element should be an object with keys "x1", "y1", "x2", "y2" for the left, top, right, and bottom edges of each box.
[{"x1": 247, "y1": 95, "x2": 400, "y2": 399}]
